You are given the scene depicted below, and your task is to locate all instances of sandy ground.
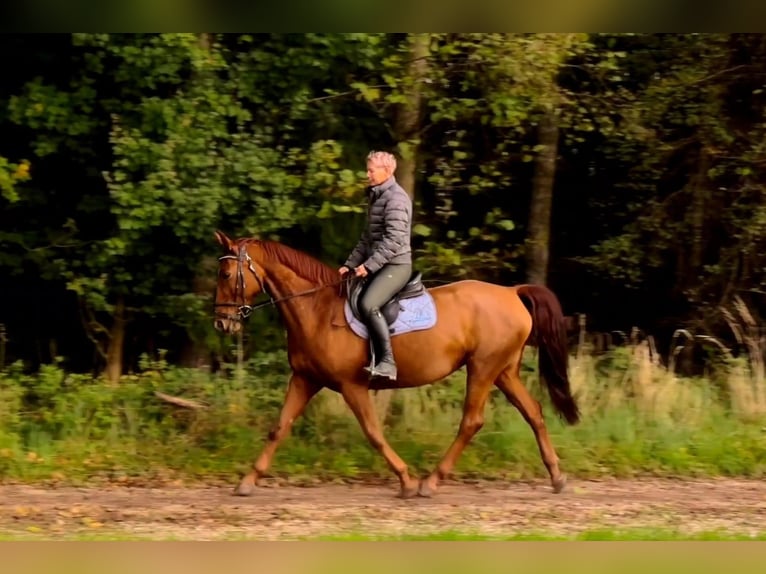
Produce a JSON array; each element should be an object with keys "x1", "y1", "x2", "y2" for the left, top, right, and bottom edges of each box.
[{"x1": 0, "y1": 477, "x2": 764, "y2": 540}]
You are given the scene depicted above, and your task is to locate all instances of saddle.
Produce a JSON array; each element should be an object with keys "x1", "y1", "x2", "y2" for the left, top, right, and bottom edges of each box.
[{"x1": 348, "y1": 270, "x2": 426, "y2": 329}]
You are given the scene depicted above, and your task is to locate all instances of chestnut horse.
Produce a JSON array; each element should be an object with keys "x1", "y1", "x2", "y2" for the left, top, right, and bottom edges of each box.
[{"x1": 212, "y1": 230, "x2": 580, "y2": 498}]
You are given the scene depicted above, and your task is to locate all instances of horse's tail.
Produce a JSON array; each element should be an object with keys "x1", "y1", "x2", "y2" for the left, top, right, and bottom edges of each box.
[{"x1": 516, "y1": 284, "x2": 581, "y2": 425}]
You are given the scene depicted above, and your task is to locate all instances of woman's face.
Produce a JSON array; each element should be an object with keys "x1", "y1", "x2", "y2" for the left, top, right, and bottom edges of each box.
[{"x1": 366, "y1": 161, "x2": 391, "y2": 186}]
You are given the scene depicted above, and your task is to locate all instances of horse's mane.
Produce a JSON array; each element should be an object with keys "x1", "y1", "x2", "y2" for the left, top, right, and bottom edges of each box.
[{"x1": 239, "y1": 238, "x2": 345, "y2": 297}]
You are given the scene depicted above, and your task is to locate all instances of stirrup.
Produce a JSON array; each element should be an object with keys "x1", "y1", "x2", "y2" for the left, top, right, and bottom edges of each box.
[{"x1": 365, "y1": 360, "x2": 397, "y2": 381}]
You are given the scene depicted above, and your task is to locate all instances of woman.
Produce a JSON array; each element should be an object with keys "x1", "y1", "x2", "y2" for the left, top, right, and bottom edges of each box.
[{"x1": 339, "y1": 151, "x2": 413, "y2": 381}]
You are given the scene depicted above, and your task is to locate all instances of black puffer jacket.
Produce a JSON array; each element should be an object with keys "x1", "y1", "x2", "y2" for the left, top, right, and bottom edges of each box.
[{"x1": 344, "y1": 175, "x2": 412, "y2": 274}]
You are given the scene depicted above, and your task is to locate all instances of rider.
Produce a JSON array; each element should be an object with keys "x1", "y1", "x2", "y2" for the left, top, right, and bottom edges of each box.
[{"x1": 339, "y1": 150, "x2": 413, "y2": 381}]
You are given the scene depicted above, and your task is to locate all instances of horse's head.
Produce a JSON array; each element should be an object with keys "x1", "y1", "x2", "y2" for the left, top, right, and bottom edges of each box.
[{"x1": 213, "y1": 230, "x2": 268, "y2": 334}]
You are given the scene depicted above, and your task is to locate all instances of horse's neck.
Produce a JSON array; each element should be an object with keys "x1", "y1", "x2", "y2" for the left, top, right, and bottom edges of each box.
[{"x1": 263, "y1": 264, "x2": 333, "y2": 335}]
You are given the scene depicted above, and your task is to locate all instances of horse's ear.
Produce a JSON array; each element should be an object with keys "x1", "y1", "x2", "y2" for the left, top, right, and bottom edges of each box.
[{"x1": 214, "y1": 230, "x2": 233, "y2": 251}]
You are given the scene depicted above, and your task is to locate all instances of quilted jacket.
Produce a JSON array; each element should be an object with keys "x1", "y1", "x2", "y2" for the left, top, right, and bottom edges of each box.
[{"x1": 344, "y1": 175, "x2": 412, "y2": 274}]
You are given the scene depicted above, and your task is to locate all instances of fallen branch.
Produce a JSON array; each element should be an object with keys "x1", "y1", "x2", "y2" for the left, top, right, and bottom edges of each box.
[{"x1": 154, "y1": 391, "x2": 208, "y2": 410}]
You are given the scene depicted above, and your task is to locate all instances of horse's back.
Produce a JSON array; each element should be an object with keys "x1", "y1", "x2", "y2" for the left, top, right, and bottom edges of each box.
[
  {"x1": 429, "y1": 278, "x2": 527, "y2": 303},
  {"x1": 428, "y1": 279, "x2": 533, "y2": 335}
]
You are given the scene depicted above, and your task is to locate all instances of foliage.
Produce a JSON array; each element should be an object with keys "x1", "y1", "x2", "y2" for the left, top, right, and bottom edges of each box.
[
  {"x1": 0, "y1": 344, "x2": 764, "y2": 484},
  {"x1": 2, "y1": 32, "x2": 766, "y2": 376},
  {"x1": 577, "y1": 34, "x2": 766, "y2": 332}
]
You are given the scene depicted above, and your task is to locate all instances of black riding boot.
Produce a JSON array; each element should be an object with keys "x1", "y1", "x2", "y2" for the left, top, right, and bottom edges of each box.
[{"x1": 363, "y1": 308, "x2": 397, "y2": 381}]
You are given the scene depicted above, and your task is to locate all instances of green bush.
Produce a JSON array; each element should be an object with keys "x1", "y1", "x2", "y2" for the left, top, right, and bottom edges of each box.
[{"x1": 0, "y1": 342, "x2": 764, "y2": 485}]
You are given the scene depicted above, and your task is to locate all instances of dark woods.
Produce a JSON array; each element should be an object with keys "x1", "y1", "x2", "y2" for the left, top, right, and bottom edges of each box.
[{"x1": 2, "y1": 33, "x2": 766, "y2": 379}]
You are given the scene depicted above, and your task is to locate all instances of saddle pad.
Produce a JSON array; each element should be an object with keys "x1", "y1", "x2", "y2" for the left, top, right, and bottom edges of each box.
[{"x1": 343, "y1": 291, "x2": 438, "y2": 339}]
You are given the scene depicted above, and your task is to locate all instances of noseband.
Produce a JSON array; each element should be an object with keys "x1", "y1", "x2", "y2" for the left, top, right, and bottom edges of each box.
[{"x1": 214, "y1": 245, "x2": 272, "y2": 323}]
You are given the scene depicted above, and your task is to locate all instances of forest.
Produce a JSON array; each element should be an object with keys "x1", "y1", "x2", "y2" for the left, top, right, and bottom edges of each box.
[
  {"x1": 1, "y1": 34, "x2": 765, "y2": 487},
  {"x1": 3, "y1": 33, "x2": 766, "y2": 378}
]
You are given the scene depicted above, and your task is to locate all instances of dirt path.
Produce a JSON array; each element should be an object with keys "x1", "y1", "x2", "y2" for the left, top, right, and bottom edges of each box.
[{"x1": 0, "y1": 477, "x2": 764, "y2": 540}]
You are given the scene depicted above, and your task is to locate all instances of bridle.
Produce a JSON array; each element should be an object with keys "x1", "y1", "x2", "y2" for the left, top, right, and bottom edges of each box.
[
  {"x1": 213, "y1": 243, "x2": 353, "y2": 323},
  {"x1": 213, "y1": 244, "x2": 271, "y2": 323}
]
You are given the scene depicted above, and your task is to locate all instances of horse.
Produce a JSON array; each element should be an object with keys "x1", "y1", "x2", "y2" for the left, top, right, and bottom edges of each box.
[{"x1": 212, "y1": 230, "x2": 581, "y2": 499}]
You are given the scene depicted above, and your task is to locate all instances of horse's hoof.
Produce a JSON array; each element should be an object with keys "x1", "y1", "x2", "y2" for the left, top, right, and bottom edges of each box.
[
  {"x1": 552, "y1": 474, "x2": 567, "y2": 494},
  {"x1": 233, "y1": 478, "x2": 257, "y2": 497},
  {"x1": 397, "y1": 482, "x2": 420, "y2": 499},
  {"x1": 417, "y1": 479, "x2": 435, "y2": 498}
]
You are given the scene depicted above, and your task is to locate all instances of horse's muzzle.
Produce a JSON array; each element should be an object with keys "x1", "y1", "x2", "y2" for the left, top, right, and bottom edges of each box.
[{"x1": 213, "y1": 314, "x2": 242, "y2": 334}]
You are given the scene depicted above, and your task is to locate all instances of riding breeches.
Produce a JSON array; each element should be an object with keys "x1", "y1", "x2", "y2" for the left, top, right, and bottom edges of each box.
[{"x1": 358, "y1": 263, "x2": 412, "y2": 319}]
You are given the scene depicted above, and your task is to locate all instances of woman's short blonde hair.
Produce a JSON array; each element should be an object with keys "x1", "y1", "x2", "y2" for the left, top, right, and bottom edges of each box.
[{"x1": 367, "y1": 150, "x2": 397, "y2": 172}]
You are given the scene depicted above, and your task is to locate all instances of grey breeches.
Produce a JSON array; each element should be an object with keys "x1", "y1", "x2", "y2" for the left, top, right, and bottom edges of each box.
[{"x1": 358, "y1": 263, "x2": 412, "y2": 318}]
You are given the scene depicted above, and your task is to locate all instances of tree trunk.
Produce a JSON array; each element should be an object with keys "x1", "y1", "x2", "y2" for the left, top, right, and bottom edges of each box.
[
  {"x1": 687, "y1": 147, "x2": 710, "y2": 297},
  {"x1": 0, "y1": 323, "x2": 6, "y2": 370},
  {"x1": 179, "y1": 255, "x2": 218, "y2": 371},
  {"x1": 103, "y1": 294, "x2": 125, "y2": 384},
  {"x1": 174, "y1": 33, "x2": 217, "y2": 372},
  {"x1": 394, "y1": 33, "x2": 430, "y2": 201},
  {"x1": 525, "y1": 106, "x2": 560, "y2": 285}
]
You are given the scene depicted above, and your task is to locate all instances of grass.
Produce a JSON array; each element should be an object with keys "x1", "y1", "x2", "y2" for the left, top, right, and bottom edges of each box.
[
  {"x1": 0, "y1": 327, "x2": 765, "y2": 485},
  {"x1": 305, "y1": 528, "x2": 766, "y2": 541},
  {"x1": 1, "y1": 527, "x2": 765, "y2": 542}
]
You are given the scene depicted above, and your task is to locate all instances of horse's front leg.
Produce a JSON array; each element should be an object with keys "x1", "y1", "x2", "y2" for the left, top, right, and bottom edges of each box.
[
  {"x1": 340, "y1": 381, "x2": 419, "y2": 499},
  {"x1": 234, "y1": 373, "x2": 320, "y2": 496}
]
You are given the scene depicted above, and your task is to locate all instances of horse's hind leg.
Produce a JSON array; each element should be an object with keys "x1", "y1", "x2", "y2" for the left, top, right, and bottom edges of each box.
[
  {"x1": 495, "y1": 363, "x2": 567, "y2": 493},
  {"x1": 418, "y1": 361, "x2": 497, "y2": 498}
]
